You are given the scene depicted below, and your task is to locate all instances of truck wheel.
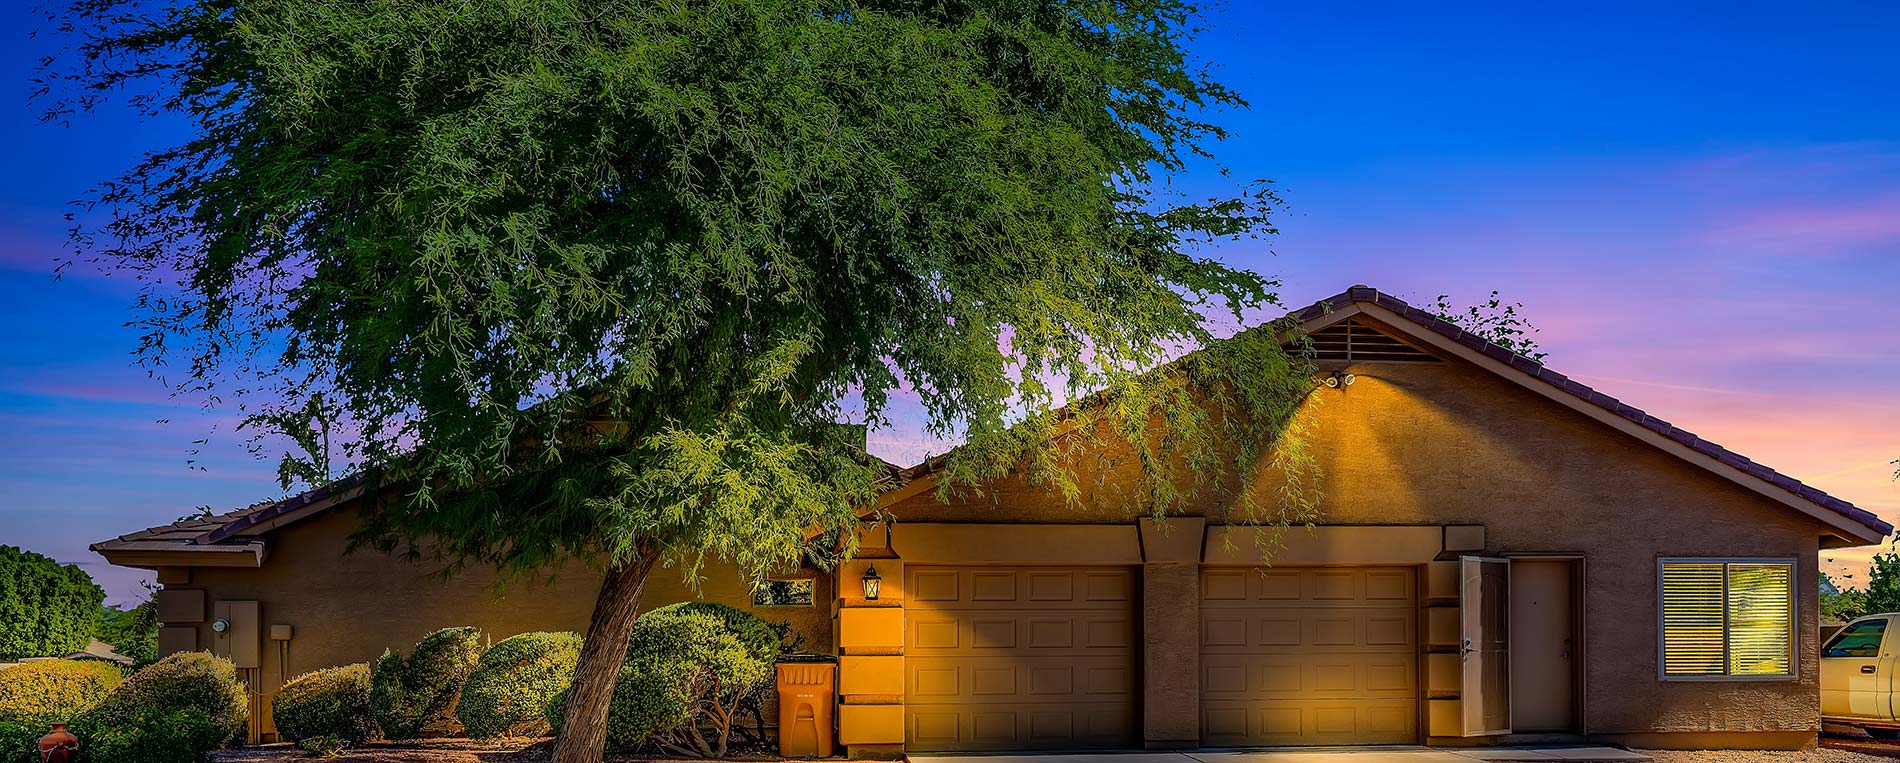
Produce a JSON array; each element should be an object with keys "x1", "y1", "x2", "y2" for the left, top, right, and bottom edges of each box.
[{"x1": 1868, "y1": 728, "x2": 1900, "y2": 740}]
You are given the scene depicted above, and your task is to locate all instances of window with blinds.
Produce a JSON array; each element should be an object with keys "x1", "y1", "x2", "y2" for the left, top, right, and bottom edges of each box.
[{"x1": 1660, "y1": 560, "x2": 1795, "y2": 678}]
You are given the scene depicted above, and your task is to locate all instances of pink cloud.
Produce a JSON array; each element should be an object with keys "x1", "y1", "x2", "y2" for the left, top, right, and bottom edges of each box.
[{"x1": 1697, "y1": 193, "x2": 1900, "y2": 253}]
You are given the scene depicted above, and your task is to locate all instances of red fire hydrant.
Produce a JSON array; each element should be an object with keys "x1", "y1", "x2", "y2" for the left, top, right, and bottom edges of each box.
[{"x1": 38, "y1": 722, "x2": 77, "y2": 763}]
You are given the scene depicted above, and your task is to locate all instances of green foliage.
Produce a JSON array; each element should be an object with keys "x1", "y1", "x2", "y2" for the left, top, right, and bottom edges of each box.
[
  {"x1": 45, "y1": 0, "x2": 1313, "y2": 587},
  {"x1": 272, "y1": 664, "x2": 377, "y2": 745},
  {"x1": 71, "y1": 651, "x2": 248, "y2": 763},
  {"x1": 95, "y1": 585, "x2": 160, "y2": 668},
  {"x1": 78, "y1": 707, "x2": 230, "y2": 763},
  {"x1": 1431, "y1": 291, "x2": 1546, "y2": 363},
  {"x1": 0, "y1": 661, "x2": 124, "y2": 763},
  {"x1": 369, "y1": 627, "x2": 484, "y2": 739},
  {"x1": 458, "y1": 632, "x2": 582, "y2": 739},
  {"x1": 297, "y1": 735, "x2": 346, "y2": 758},
  {"x1": 0, "y1": 547, "x2": 105, "y2": 660},
  {"x1": 547, "y1": 603, "x2": 781, "y2": 755},
  {"x1": 1822, "y1": 571, "x2": 1869, "y2": 624}
]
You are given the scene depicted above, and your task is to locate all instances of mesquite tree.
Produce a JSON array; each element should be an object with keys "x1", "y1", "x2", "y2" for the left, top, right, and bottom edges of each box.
[{"x1": 42, "y1": 1, "x2": 1319, "y2": 759}]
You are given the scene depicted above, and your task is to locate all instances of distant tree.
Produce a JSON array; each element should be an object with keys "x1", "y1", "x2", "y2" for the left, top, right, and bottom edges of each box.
[
  {"x1": 1821, "y1": 571, "x2": 1869, "y2": 623},
  {"x1": 0, "y1": 546, "x2": 104, "y2": 659},
  {"x1": 96, "y1": 584, "x2": 160, "y2": 666},
  {"x1": 1866, "y1": 553, "x2": 1900, "y2": 616},
  {"x1": 1432, "y1": 291, "x2": 1547, "y2": 362},
  {"x1": 43, "y1": 2, "x2": 1319, "y2": 761}
]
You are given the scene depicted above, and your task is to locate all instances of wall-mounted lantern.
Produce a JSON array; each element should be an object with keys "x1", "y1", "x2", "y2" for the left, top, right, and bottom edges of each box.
[
  {"x1": 861, "y1": 565, "x2": 882, "y2": 601},
  {"x1": 1323, "y1": 370, "x2": 1356, "y2": 390}
]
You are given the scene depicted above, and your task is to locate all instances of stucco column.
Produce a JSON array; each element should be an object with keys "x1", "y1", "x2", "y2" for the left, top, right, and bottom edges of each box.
[{"x1": 1140, "y1": 517, "x2": 1205, "y2": 749}]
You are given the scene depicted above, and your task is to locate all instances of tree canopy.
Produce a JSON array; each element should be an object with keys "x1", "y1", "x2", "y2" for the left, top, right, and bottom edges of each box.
[
  {"x1": 0, "y1": 545, "x2": 104, "y2": 660},
  {"x1": 43, "y1": 1, "x2": 1315, "y2": 759}
]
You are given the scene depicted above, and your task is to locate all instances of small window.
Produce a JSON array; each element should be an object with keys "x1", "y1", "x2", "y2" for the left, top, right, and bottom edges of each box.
[
  {"x1": 752, "y1": 579, "x2": 815, "y2": 607},
  {"x1": 1659, "y1": 559, "x2": 1795, "y2": 678},
  {"x1": 1826, "y1": 619, "x2": 1888, "y2": 659}
]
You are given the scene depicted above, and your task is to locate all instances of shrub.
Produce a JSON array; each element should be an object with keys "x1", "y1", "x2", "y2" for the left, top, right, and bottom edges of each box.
[
  {"x1": 71, "y1": 651, "x2": 248, "y2": 763},
  {"x1": 456, "y1": 632, "x2": 581, "y2": 739},
  {"x1": 369, "y1": 627, "x2": 483, "y2": 739},
  {"x1": 0, "y1": 546, "x2": 105, "y2": 660},
  {"x1": 547, "y1": 603, "x2": 781, "y2": 756},
  {"x1": 272, "y1": 664, "x2": 377, "y2": 745},
  {"x1": 0, "y1": 661, "x2": 124, "y2": 763},
  {"x1": 297, "y1": 735, "x2": 345, "y2": 758}
]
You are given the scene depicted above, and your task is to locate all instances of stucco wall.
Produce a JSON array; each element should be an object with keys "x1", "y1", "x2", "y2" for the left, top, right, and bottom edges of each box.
[
  {"x1": 165, "y1": 505, "x2": 832, "y2": 730},
  {"x1": 886, "y1": 355, "x2": 1832, "y2": 739}
]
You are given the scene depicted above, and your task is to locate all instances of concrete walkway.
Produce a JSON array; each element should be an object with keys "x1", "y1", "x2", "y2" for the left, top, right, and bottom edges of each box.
[{"x1": 911, "y1": 747, "x2": 1651, "y2": 763}]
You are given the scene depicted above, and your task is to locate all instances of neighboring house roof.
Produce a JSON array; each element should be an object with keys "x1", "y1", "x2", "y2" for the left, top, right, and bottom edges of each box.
[
  {"x1": 63, "y1": 640, "x2": 135, "y2": 666},
  {"x1": 92, "y1": 285, "x2": 1892, "y2": 568}
]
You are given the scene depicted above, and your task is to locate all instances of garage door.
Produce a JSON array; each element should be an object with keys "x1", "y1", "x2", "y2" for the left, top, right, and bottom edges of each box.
[
  {"x1": 904, "y1": 566, "x2": 1139, "y2": 751},
  {"x1": 1201, "y1": 566, "x2": 1418, "y2": 746}
]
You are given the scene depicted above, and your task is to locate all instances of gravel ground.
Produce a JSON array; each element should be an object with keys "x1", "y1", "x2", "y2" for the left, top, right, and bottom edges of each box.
[{"x1": 1641, "y1": 750, "x2": 1893, "y2": 763}]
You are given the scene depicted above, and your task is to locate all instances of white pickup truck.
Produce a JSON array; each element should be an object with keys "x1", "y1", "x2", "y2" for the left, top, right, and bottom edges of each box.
[{"x1": 1823, "y1": 614, "x2": 1900, "y2": 737}]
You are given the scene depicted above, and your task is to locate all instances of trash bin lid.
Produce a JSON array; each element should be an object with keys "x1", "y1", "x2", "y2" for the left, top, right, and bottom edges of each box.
[{"x1": 776, "y1": 652, "x2": 836, "y2": 663}]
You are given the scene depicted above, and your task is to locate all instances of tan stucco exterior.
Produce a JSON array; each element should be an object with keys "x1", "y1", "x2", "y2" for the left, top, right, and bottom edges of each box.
[
  {"x1": 107, "y1": 292, "x2": 1884, "y2": 753},
  {"x1": 876, "y1": 351, "x2": 1841, "y2": 750},
  {"x1": 147, "y1": 504, "x2": 832, "y2": 738}
]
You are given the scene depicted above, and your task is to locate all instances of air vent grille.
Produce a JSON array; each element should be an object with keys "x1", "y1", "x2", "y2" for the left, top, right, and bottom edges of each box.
[{"x1": 1298, "y1": 318, "x2": 1439, "y2": 362}]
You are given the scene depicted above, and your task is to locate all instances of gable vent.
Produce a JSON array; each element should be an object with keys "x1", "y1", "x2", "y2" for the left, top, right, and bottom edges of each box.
[{"x1": 1297, "y1": 318, "x2": 1439, "y2": 362}]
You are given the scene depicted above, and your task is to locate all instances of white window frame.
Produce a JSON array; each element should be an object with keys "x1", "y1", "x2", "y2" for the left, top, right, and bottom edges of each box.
[{"x1": 1656, "y1": 557, "x2": 1798, "y2": 681}]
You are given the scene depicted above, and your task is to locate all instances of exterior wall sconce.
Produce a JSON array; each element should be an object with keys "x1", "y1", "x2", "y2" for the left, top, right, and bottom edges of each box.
[
  {"x1": 861, "y1": 565, "x2": 882, "y2": 601},
  {"x1": 1324, "y1": 370, "x2": 1357, "y2": 389}
]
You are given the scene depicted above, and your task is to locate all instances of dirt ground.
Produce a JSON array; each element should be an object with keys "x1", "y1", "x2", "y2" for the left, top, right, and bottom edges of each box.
[{"x1": 209, "y1": 738, "x2": 783, "y2": 763}]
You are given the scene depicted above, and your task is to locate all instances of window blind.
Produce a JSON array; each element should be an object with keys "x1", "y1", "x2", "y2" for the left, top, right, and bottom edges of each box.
[
  {"x1": 1660, "y1": 560, "x2": 1793, "y2": 678},
  {"x1": 1727, "y1": 564, "x2": 1792, "y2": 675}
]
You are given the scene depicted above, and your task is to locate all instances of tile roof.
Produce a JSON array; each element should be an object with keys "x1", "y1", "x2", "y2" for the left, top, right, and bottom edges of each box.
[{"x1": 92, "y1": 285, "x2": 1892, "y2": 561}]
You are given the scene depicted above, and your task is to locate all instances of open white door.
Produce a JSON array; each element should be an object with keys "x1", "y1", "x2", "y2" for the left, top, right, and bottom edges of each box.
[{"x1": 1461, "y1": 556, "x2": 1511, "y2": 736}]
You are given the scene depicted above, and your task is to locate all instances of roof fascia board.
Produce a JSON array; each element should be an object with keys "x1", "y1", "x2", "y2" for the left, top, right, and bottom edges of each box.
[
  {"x1": 1352, "y1": 301, "x2": 1884, "y2": 546},
  {"x1": 93, "y1": 544, "x2": 266, "y2": 570}
]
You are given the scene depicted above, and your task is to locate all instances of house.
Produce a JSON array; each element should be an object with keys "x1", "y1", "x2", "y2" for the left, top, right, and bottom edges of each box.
[{"x1": 93, "y1": 286, "x2": 1891, "y2": 753}]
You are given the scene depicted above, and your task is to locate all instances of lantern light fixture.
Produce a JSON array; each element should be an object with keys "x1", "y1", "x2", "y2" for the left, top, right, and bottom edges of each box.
[
  {"x1": 1323, "y1": 370, "x2": 1356, "y2": 390},
  {"x1": 861, "y1": 565, "x2": 882, "y2": 601}
]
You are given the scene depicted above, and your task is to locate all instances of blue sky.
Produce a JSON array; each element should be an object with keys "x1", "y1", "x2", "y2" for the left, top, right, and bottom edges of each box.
[{"x1": 2, "y1": 3, "x2": 1898, "y2": 603}]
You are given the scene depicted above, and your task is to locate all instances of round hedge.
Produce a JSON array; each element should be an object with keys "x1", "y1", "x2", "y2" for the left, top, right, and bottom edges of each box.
[
  {"x1": 0, "y1": 660, "x2": 124, "y2": 763},
  {"x1": 72, "y1": 651, "x2": 248, "y2": 763},
  {"x1": 456, "y1": 632, "x2": 581, "y2": 739},
  {"x1": 547, "y1": 603, "x2": 781, "y2": 752},
  {"x1": 272, "y1": 663, "x2": 377, "y2": 745},
  {"x1": 368, "y1": 626, "x2": 484, "y2": 739}
]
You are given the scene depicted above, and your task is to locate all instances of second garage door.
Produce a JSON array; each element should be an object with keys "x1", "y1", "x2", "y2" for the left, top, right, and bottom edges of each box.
[
  {"x1": 904, "y1": 565, "x2": 1139, "y2": 751},
  {"x1": 1201, "y1": 566, "x2": 1419, "y2": 746}
]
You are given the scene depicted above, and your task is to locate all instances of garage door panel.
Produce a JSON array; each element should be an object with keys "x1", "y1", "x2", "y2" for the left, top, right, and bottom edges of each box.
[
  {"x1": 907, "y1": 701, "x2": 1137, "y2": 751},
  {"x1": 1201, "y1": 610, "x2": 1417, "y2": 653},
  {"x1": 1202, "y1": 699, "x2": 1418, "y2": 746},
  {"x1": 1201, "y1": 567, "x2": 1419, "y2": 747},
  {"x1": 906, "y1": 566, "x2": 1138, "y2": 751}
]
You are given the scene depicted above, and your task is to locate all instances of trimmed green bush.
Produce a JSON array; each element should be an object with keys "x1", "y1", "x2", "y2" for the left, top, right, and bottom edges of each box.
[
  {"x1": 0, "y1": 661, "x2": 124, "y2": 763},
  {"x1": 71, "y1": 651, "x2": 248, "y2": 763},
  {"x1": 0, "y1": 547, "x2": 105, "y2": 660},
  {"x1": 272, "y1": 663, "x2": 377, "y2": 745},
  {"x1": 369, "y1": 626, "x2": 483, "y2": 739},
  {"x1": 547, "y1": 603, "x2": 781, "y2": 755},
  {"x1": 457, "y1": 632, "x2": 581, "y2": 739}
]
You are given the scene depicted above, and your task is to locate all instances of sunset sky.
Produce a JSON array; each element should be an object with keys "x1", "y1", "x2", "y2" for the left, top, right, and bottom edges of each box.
[{"x1": 2, "y1": 3, "x2": 1896, "y2": 604}]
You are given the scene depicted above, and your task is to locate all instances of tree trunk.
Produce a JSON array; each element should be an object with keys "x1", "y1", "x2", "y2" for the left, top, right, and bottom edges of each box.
[{"x1": 553, "y1": 548, "x2": 659, "y2": 763}]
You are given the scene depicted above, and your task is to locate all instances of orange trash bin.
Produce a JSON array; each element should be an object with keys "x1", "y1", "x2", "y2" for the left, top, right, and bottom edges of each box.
[{"x1": 775, "y1": 658, "x2": 836, "y2": 757}]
